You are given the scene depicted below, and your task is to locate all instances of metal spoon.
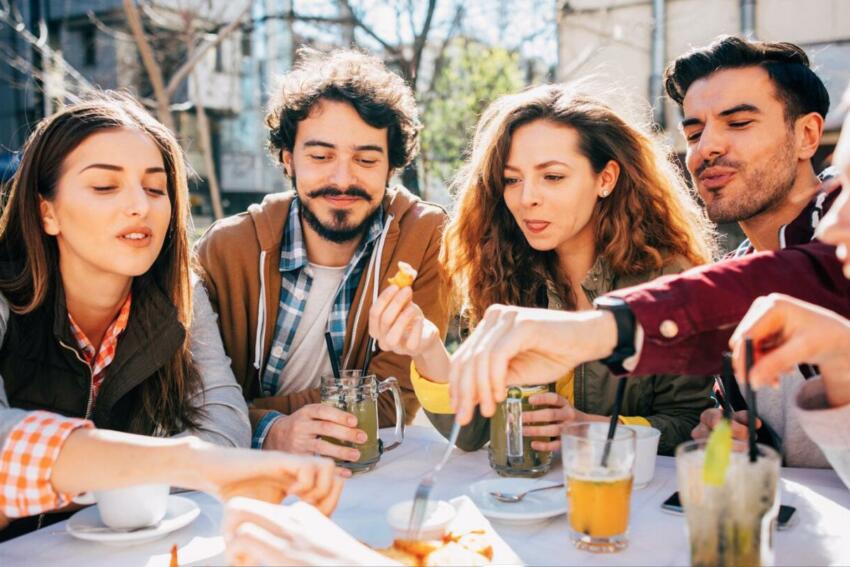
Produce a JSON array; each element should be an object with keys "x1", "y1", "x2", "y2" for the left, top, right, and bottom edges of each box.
[{"x1": 489, "y1": 482, "x2": 565, "y2": 503}]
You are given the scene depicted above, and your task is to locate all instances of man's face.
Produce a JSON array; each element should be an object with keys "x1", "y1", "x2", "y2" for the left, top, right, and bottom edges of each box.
[
  {"x1": 681, "y1": 66, "x2": 799, "y2": 224},
  {"x1": 282, "y1": 99, "x2": 390, "y2": 243}
]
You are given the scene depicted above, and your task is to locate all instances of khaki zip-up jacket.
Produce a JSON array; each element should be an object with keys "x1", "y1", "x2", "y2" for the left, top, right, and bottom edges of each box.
[{"x1": 195, "y1": 186, "x2": 449, "y2": 429}]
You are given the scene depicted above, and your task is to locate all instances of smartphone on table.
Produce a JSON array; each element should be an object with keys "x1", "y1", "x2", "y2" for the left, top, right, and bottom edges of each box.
[{"x1": 661, "y1": 491, "x2": 797, "y2": 530}]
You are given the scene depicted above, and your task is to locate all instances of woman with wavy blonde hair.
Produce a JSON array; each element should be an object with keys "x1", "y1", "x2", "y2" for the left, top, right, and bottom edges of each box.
[{"x1": 370, "y1": 84, "x2": 718, "y2": 455}]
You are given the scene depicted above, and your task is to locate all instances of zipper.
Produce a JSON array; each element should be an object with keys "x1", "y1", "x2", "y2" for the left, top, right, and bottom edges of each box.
[{"x1": 59, "y1": 340, "x2": 96, "y2": 420}]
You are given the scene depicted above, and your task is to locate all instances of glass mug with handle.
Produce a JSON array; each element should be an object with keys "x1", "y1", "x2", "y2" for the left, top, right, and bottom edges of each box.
[
  {"x1": 488, "y1": 385, "x2": 553, "y2": 477},
  {"x1": 320, "y1": 370, "x2": 405, "y2": 473}
]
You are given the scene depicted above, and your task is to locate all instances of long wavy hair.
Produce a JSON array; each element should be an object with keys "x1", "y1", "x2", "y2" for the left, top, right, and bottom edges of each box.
[
  {"x1": 0, "y1": 92, "x2": 203, "y2": 434},
  {"x1": 443, "y1": 84, "x2": 717, "y2": 323}
]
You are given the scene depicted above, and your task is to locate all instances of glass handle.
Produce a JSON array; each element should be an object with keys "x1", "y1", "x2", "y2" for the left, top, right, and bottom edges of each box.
[
  {"x1": 378, "y1": 376, "x2": 405, "y2": 451},
  {"x1": 506, "y1": 397, "x2": 524, "y2": 461}
]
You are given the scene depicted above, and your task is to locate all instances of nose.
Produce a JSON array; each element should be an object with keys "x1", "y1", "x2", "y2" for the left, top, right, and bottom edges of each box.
[
  {"x1": 329, "y1": 157, "x2": 357, "y2": 189},
  {"x1": 125, "y1": 183, "x2": 151, "y2": 218},
  {"x1": 695, "y1": 122, "x2": 727, "y2": 163},
  {"x1": 520, "y1": 179, "x2": 542, "y2": 208}
]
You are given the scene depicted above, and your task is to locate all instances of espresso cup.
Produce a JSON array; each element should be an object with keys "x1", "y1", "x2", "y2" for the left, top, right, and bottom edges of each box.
[
  {"x1": 625, "y1": 425, "x2": 661, "y2": 489},
  {"x1": 93, "y1": 484, "x2": 169, "y2": 529}
]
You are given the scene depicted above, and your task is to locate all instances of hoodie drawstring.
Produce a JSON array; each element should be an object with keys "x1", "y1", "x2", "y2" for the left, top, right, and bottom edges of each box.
[{"x1": 253, "y1": 250, "x2": 268, "y2": 372}]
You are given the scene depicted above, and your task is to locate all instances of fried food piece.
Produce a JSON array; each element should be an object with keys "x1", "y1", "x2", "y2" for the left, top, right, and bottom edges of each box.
[
  {"x1": 387, "y1": 261, "x2": 418, "y2": 288},
  {"x1": 170, "y1": 544, "x2": 179, "y2": 567},
  {"x1": 393, "y1": 538, "x2": 442, "y2": 561},
  {"x1": 454, "y1": 532, "x2": 493, "y2": 561}
]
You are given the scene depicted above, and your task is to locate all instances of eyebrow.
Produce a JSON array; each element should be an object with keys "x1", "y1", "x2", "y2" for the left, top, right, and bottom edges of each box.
[
  {"x1": 78, "y1": 163, "x2": 166, "y2": 174},
  {"x1": 681, "y1": 103, "x2": 762, "y2": 128},
  {"x1": 303, "y1": 139, "x2": 385, "y2": 153},
  {"x1": 504, "y1": 160, "x2": 569, "y2": 171}
]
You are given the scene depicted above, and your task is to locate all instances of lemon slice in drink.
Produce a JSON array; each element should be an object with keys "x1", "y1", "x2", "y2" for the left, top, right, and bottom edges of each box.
[{"x1": 703, "y1": 418, "x2": 732, "y2": 486}]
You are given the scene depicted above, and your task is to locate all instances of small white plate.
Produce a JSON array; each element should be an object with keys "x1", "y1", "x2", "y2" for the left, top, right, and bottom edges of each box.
[
  {"x1": 67, "y1": 495, "x2": 200, "y2": 545},
  {"x1": 468, "y1": 478, "x2": 567, "y2": 525}
]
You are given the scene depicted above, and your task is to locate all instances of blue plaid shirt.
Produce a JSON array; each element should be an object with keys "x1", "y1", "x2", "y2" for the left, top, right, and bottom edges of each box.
[{"x1": 252, "y1": 197, "x2": 384, "y2": 448}]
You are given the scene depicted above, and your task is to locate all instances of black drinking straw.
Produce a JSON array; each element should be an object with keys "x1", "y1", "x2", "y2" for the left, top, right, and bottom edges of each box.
[
  {"x1": 325, "y1": 331, "x2": 341, "y2": 379},
  {"x1": 600, "y1": 377, "x2": 628, "y2": 468},
  {"x1": 718, "y1": 353, "x2": 735, "y2": 420},
  {"x1": 362, "y1": 337, "x2": 375, "y2": 374},
  {"x1": 744, "y1": 338, "x2": 760, "y2": 463}
]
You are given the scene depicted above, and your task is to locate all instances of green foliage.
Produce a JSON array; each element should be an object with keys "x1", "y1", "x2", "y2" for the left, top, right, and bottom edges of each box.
[{"x1": 421, "y1": 39, "x2": 523, "y2": 190}]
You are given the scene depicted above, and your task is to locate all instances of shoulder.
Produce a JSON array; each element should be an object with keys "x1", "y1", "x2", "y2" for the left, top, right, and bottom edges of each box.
[{"x1": 615, "y1": 254, "x2": 695, "y2": 289}]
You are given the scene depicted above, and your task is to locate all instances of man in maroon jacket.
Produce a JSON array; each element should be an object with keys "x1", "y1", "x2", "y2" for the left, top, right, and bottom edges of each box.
[{"x1": 446, "y1": 37, "x2": 848, "y2": 467}]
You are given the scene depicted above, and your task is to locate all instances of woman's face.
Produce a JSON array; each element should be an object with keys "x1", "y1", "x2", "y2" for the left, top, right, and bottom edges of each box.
[
  {"x1": 40, "y1": 127, "x2": 172, "y2": 283},
  {"x1": 502, "y1": 120, "x2": 616, "y2": 254}
]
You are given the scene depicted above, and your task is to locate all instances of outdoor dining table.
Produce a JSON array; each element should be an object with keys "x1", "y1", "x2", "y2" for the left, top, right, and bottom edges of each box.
[{"x1": 1, "y1": 424, "x2": 849, "y2": 566}]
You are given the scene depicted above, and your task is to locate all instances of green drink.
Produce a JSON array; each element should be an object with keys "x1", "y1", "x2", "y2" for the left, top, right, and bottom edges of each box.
[
  {"x1": 320, "y1": 371, "x2": 405, "y2": 473},
  {"x1": 488, "y1": 385, "x2": 552, "y2": 477}
]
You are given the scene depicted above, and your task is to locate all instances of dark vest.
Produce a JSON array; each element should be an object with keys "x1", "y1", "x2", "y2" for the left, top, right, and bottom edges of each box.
[{"x1": 1, "y1": 281, "x2": 186, "y2": 433}]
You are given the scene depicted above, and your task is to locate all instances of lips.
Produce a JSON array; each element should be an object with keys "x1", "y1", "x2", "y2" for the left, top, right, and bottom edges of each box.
[
  {"x1": 524, "y1": 220, "x2": 551, "y2": 234},
  {"x1": 699, "y1": 167, "x2": 737, "y2": 190},
  {"x1": 324, "y1": 195, "x2": 362, "y2": 206},
  {"x1": 117, "y1": 226, "x2": 153, "y2": 247}
]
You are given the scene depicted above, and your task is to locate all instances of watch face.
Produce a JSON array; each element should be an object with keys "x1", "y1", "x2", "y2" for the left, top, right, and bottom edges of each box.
[{"x1": 593, "y1": 296, "x2": 625, "y2": 309}]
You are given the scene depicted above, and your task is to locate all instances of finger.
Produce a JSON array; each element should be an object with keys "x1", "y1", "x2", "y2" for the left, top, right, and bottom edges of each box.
[
  {"x1": 732, "y1": 411, "x2": 762, "y2": 430},
  {"x1": 700, "y1": 408, "x2": 722, "y2": 429},
  {"x1": 748, "y1": 336, "x2": 816, "y2": 389},
  {"x1": 314, "y1": 475, "x2": 345, "y2": 516},
  {"x1": 369, "y1": 285, "x2": 401, "y2": 338},
  {"x1": 291, "y1": 457, "x2": 335, "y2": 504},
  {"x1": 382, "y1": 304, "x2": 419, "y2": 351},
  {"x1": 227, "y1": 523, "x2": 290, "y2": 566},
  {"x1": 305, "y1": 404, "x2": 359, "y2": 428},
  {"x1": 223, "y1": 498, "x2": 292, "y2": 543},
  {"x1": 378, "y1": 286, "x2": 414, "y2": 336},
  {"x1": 336, "y1": 466, "x2": 352, "y2": 479},
  {"x1": 530, "y1": 439, "x2": 561, "y2": 452},
  {"x1": 528, "y1": 392, "x2": 567, "y2": 407},
  {"x1": 303, "y1": 419, "x2": 366, "y2": 445},
  {"x1": 729, "y1": 419, "x2": 751, "y2": 441},
  {"x1": 729, "y1": 295, "x2": 789, "y2": 349},
  {"x1": 484, "y1": 309, "x2": 520, "y2": 403},
  {"x1": 523, "y1": 424, "x2": 563, "y2": 438},
  {"x1": 522, "y1": 407, "x2": 565, "y2": 424},
  {"x1": 691, "y1": 423, "x2": 709, "y2": 440},
  {"x1": 405, "y1": 317, "x2": 424, "y2": 353},
  {"x1": 311, "y1": 438, "x2": 360, "y2": 462}
]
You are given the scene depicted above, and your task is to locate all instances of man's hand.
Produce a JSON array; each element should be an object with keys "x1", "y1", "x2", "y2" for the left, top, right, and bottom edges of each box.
[
  {"x1": 263, "y1": 404, "x2": 366, "y2": 463},
  {"x1": 691, "y1": 408, "x2": 760, "y2": 441},
  {"x1": 730, "y1": 293, "x2": 850, "y2": 407},
  {"x1": 447, "y1": 305, "x2": 618, "y2": 425}
]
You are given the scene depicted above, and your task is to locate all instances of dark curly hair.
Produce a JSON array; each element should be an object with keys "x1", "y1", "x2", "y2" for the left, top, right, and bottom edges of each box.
[
  {"x1": 664, "y1": 35, "x2": 829, "y2": 123},
  {"x1": 265, "y1": 48, "x2": 421, "y2": 171}
]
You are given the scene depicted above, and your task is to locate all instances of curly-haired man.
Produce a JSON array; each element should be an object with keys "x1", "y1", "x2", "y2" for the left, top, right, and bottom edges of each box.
[{"x1": 196, "y1": 49, "x2": 449, "y2": 461}]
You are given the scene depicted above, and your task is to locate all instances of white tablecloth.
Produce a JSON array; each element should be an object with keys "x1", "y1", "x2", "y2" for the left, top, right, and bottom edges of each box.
[{"x1": 1, "y1": 425, "x2": 849, "y2": 566}]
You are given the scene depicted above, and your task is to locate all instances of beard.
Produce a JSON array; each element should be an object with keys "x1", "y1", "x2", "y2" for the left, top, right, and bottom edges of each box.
[
  {"x1": 695, "y1": 133, "x2": 798, "y2": 224},
  {"x1": 294, "y1": 174, "x2": 383, "y2": 244}
]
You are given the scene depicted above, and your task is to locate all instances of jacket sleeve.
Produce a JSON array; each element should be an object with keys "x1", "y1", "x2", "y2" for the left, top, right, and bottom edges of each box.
[
  {"x1": 643, "y1": 374, "x2": 715, "y2": 456},
  {"x1": 180, "y1": 281, "x2": 251, "y2": 448},
  {"x1": 608, "y1": 241, "x2": 850, "y2": 376}
]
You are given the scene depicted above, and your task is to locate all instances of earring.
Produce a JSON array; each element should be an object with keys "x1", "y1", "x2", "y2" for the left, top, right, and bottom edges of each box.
[{"x1": 601, "y1": 190, "x2": 610, "y2": 198}]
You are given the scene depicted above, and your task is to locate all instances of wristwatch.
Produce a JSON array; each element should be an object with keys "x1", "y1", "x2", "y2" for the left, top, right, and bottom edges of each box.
[{"x1": 593, "y1": 296, "x2": 636, "y2": 375}]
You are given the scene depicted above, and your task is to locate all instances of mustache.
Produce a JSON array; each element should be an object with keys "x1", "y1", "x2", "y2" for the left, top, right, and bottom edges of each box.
[
  {"x1": 695, "y1": 157, "x2": 743, "y2": 178},
  {"x1": 307, "y1": 186, "x2": 372, "y2": 202}
]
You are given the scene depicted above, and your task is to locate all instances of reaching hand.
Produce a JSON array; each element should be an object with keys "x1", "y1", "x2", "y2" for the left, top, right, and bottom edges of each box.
[
  {"x1": 691, "y1": 408, "x2": 760, "y2": 442},
  {"x1": 263, "y1": 404, "x2": 366, "y2": 464}
]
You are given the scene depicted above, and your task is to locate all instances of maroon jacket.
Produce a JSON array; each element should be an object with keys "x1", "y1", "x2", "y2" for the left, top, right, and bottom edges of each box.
[{"x1": 607, "y1": 187, "x2": 849, "y2": 377}]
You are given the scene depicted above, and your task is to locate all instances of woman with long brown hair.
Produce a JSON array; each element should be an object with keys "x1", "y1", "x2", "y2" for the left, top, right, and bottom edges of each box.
[
  {"x1": 371, "y1": 84, "x2": 718, "y2": 455},
  {"x1": 0, "y1": 94, "x2": 341, "y2": 538}
]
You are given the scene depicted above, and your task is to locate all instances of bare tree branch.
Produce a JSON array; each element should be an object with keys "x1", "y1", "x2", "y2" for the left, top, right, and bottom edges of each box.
[
  {"x1": 86, "y1": 10, "x2": 136, "y2": 43},
  {"x1": 123, "y1": 0, "x2": 174, "y2": 129},
  {"x1": 427, "y1": 4, "x2": 466, "y2": 95},
  {"x1": 165, "y1": 1, "x2": 251, "y2": 98},
  {"x1": 339, "y1": 0, "x2": 400, "y2": 56},
  {"x1": 410, "y1": 0, "x2": 437, "y2": 88}
]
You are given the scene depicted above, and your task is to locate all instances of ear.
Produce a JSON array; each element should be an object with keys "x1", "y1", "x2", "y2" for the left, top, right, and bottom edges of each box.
[
  {"x1": 281, "y1": 150, "x2": 294, "y2": 177},
  {"x1": 598, "y1": 160, "x2": 621, "y2": 198},
  {"x1": 796, "y1": 112, "x2": 824, "y2": 161},
  {"x1": 39, "y1": 197, "x2": 60, "y2": 236}
]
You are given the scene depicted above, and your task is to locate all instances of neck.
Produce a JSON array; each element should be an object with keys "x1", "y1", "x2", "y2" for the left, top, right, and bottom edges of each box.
[
  {"x1": 554, "y1": 224, "x2": 597, "y2": 311},
  {"x1": 301, "y1": 217, "x2": 363, "y2": 267},
  {"x1": 739, "y1": 166, "x2": 820, "y2": 251},
  {"x1": 60, "y1": 261, "x2": 132, "y2": 352}
]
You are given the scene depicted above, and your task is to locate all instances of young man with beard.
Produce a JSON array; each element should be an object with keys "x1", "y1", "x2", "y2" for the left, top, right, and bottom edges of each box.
[
  {"x1": 445, "y1": 36, "x2": 850, "y2": 468},
  {"x1": 195, "y1": 49, "x2": 449, "y2": 460}
]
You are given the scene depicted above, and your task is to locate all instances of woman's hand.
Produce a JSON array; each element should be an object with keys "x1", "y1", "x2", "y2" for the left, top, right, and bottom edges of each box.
[
  {"x1": 522, "y1": 393, "x2": 604, "y2": 451},
  {"x1": 369, "y1": 284, "x2": 449, "y2": 381},
  {"x1": 223, "y1": 498, "x2": 397, "y2": 566}
]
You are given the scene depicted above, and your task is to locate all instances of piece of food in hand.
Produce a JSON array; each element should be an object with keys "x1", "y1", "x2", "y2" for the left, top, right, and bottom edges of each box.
[
  {"x1": 387, "y1": 261, "x2": 418, "y2": 288},
  {"x1": 703, "y1": 418, "x2": 733, "y2": 486}
]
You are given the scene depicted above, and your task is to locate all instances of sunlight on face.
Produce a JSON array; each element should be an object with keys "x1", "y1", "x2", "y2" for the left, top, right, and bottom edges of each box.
[
  {"x1": 502, "y1": 120, "x2": 604, "y2": 255},
  {"x1": 41, "y1": 127, "x2": 172, "y2": 285}
]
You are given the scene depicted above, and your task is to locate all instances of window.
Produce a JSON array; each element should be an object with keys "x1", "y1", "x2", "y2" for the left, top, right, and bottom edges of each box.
[{"x1": 81, "y1": 26, "x2": 96, "y2": 67}]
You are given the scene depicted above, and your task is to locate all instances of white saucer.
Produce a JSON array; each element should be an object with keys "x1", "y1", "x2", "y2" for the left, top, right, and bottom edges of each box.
[
  {"x1": 67, "y1": 495, "x2": 200, "y2": 545},
  {"x1": 468, "y1": 478, "x2": 567, "y2": 525}
]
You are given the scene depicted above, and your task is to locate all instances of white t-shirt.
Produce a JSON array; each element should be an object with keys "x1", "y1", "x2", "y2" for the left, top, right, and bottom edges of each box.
[{"x1": 275, "y1": 263, "x2": 347, "y2": 395}]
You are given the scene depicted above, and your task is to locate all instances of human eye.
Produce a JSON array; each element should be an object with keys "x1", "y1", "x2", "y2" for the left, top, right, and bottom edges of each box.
[
  {"x1": 729, "y1": 120, "x2": 753, "y2": 128},
  {"x1": 544, "y1": 173, "x2": 565, "y2": 182},
  {"x1": 503, "y1": 177, "x2": 520, "y2": 186},
  {"x1": 92, "y1": 185, "x2": 118, "y2": 192},
  {"x1": 145, "y1": 186, "x2": 167, "y2": 196},
  {"x1": 309, "y1": 153, "x2": 330, "y2": 161},
  {"x1": 686, "y1": 130, "x2": 702, "y2": 143}
]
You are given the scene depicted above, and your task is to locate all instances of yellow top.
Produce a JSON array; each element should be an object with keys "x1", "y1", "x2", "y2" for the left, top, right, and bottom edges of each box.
[{"x1": 410, "y1": 362, "x2": 650, "y2": 427}]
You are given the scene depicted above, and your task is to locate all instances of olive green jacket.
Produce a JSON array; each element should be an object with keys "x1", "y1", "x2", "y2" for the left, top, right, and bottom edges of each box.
[{"x1": 427, "y1": 256, "x2": 714, "y2": 456}]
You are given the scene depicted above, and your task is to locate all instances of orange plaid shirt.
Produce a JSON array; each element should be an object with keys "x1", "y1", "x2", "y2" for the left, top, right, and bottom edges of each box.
[{"x1": 0, "y1": 293, "x2": 132, "y2": 518}]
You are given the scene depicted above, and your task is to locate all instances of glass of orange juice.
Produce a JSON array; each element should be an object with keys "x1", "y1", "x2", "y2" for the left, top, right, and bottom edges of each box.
[{"x1": 561, "y1": 423, "x2": 636, "y2": 553}]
